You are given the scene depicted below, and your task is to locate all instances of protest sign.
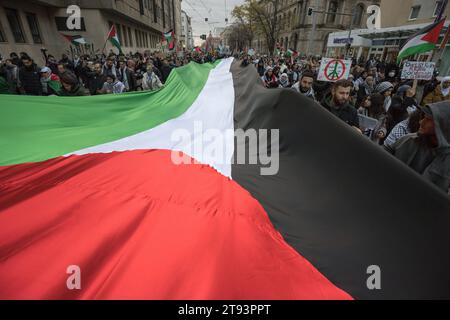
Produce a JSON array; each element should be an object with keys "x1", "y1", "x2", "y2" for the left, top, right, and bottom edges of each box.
[
  {"x1": 317, "y1": 58, "x2": 352, "y2": 82},
  {"x1": 401, "y1": 61, "x2": 435, "y2": 80}
]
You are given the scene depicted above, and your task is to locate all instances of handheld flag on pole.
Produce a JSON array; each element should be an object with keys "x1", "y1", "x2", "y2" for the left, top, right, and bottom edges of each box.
[
  {"x1": 163, "y1": 30, "x2": 175, "y2": 51},
  {"x1": 107, "y1": 25, "x2": 122, "y2": 54},
  {"x1": 60, "y1": 34, "x2": 86, "y2": 46},
  {"x1": 397, "y1": 18, "x2": 445, "y2": 63}
]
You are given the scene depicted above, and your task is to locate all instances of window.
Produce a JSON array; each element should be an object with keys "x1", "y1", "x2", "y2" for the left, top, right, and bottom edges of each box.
[
  {"x1": 162, "y1": 0, "x2": 166, "y2": 28},
  {"x1": 135, "y1": 29, "x2": 139, "y2": 47},
  {"x1": 5, "y1": 8, "x2": 26, "y2": 43},
  {"x1": 433, "y1": 1, "x2": 443, "y2": 17},
  {"x1": 25, "y1": 13, "x2": 42, "y2": 43},
  {"x1": 139, "y1": 0, "x2": 145, "y2": 15},
  {"x1": 128, "y1": 27, "x2": 133, "y2": 47},
  {"x1": 116, "y1": 24, "x2": 122, "y2": 46},
  {"x1": 352, "y1": 4, "x2": 364, "y2": 27},
  {"x1": 122, "y1": 25, "x2": 128, "y2": 47},
  {"x1": 153, "y1": 0, "x2": 158, "y2": 23},
  {"x1": 409, "y1": 6, "x2": 421, "y2": 20},
  {"x1": 0, "y1": 20, "x2": 7, "y2": 42},
  {"x1": 327, "y1": 1, "x2": 338, "y2": 24}
]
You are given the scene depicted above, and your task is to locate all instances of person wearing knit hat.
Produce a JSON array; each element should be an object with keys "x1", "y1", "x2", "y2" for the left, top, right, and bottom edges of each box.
[
  {"x1": 375, "y1": 81, "x2": 394, "y2": 112},
  {"x1": 375, "y1": 81, "x2": 394, "y2": 95}
]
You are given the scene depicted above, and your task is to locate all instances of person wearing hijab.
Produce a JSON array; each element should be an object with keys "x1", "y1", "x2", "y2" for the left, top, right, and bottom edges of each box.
[
  {"x1": 423, "y1": 76, "x2": 450, "y2": 105},
  {"x1": 278, "y1": 73, "x2": 290, "y2": 88},
  {"x1": 262, "y1": 67, "x2": 278, "y2": 89}
]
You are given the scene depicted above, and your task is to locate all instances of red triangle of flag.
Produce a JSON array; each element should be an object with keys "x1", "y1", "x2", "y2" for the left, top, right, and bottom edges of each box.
[
  {"x1": 108, "y1": 25, "x2": 116, "y2": 38},
  {"x1": 421, "y1": 19, "x2": 445, "y2": 43},
  {"x1": 61, "y1": 34, "x2": 73, "y2": 42}
]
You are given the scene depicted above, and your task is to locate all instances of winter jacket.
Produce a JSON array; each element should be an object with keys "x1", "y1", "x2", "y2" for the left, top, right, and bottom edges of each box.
[
  {"x1": 160, "y1": 65, "x2": 172, "y2": 83},
  {"x1": 292, "y1": 82, "x2": 316, "y2": 100},
  {"x1": 101, "y1": 80, "x2": 126, "y2": 94},
  {"x1": 41, "y1": 74, "x2": 61, "y2": 96},
  {"x1": 385, "y1": 101, "x2": 450, "y2": 192},
  {"x1": 321, "y1": 93, "x2": 360, "y2": 128},
  {"x1": 142, "y1": 72, "x2": 163, "y2": 91},
  {"x1": 19, "y1": 64, "x2": 42, "y2": 95},
  {"x1": 422, "y1": 85, "x2": 450, "y2": 105},
  {"x1": 87, "y1": 73, "x2": 106, "y2": 95},
  {"x1": 5, "y1": 64, "x2": 19, "y2": 94},
  {"x1": 57, "y1": 83, "x2": 88, "y2": 96}
]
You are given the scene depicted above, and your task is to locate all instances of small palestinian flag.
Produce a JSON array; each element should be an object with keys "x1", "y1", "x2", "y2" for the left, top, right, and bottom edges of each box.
[
  {"x1": 163, "y1": 30, "x2": 175, "y2": 51},
  {"x1": 397, "y1": 18, "x2": 445, "y2": 62},
  {"x1": 46, "y1": 73, "x2": 62, "y2": 93},
  {"x1": 107, "y1": 25, "x2": 122, "y2": 53},
  {"x1": 285, "y1": 49, "x2": 298, "y2": 58},
  {"x1": 1, "y1": 59, "x2": 450, "y2": 300},
  {"x1": 60, "y1": 33, "x2": 86, "y2": 46}
]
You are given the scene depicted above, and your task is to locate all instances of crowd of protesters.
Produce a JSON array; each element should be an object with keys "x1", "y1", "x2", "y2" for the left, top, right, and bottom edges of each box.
[
  {"x1": 249, "y1": 53, "x2": 449, "y2": 192},
  {"x1": 0, "y1": 50, "x2": 220, "y2": 97},
  {"x1": 0, "y1": 49, "x2": 448, "y2": 192}
]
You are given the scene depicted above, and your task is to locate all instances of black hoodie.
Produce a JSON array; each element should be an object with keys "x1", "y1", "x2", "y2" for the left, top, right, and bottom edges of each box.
[{"x1": 385, "y1": 101, "x2": 450, "y2": 192}]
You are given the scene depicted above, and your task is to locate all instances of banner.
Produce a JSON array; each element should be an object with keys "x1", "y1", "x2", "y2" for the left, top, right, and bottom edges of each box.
[
  {"x1": 317, "y1": 58, "x2": 352, "y2": 82},
  {"x1": 401, "y1": 61, "x2": 435, "y2": 80}
]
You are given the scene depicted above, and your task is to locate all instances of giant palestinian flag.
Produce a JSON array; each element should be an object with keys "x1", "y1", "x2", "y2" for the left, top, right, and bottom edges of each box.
[
  {"x1": 1, "y1": 59, "x2": 450, "y2": 300},
  {"x1": 397, "y1": 18, "x2": 446, "y2": 62}
]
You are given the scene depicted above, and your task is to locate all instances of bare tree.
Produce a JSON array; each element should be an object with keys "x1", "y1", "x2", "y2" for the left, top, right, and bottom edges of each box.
[{"x1": 231, "y1": 0, "x2": 281, "y2": 55}]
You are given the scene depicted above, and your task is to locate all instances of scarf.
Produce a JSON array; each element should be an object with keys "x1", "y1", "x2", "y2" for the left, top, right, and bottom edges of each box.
[{"x1": 440, "y1": 76, "x2": 450, "y2": 97}]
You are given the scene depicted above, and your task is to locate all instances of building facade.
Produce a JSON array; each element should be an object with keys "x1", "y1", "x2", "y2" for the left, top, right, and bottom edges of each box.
[
  {"x1": 0, "y1": 0, "x2": 182, "y2": 64},
  {"x1": 252, "y1": 0, "x2": 380, "y2": 55},
  {"x1": 380, "y1": 0, "x2": 450, "y2": 28},
  {"x1": 180, "y1": 10, "x2": 193, "y2": 50},
  {"x1": 326, "y1": 0, "x2": 450, "y2": 73}
]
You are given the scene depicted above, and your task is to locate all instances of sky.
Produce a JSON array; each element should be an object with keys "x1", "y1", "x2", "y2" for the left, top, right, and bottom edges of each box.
[{"x1": 181, "y1": 0, "x2": 245, "y2": 45}]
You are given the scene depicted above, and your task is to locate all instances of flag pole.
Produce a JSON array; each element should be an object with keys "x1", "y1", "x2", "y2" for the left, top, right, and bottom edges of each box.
[
  {"x1": 101, "y1": 38, "x2": 109, "y2": 55},
  {"x1": 102, "y1": 25, "x2": 113, "y2": 55}
]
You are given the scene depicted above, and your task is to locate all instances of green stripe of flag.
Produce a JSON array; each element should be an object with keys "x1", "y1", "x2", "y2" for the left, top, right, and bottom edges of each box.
[{"x1": 0, "y1": 61, "x2": 220, "y2": 166}]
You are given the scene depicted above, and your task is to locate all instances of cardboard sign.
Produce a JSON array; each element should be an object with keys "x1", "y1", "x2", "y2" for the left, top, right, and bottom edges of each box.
[
  {"x1": 401, "y1": 61, "x2": 435, "y2": 80},
  {"x1": 317, "y1": 58, "x2": 352, "y2": 82}
]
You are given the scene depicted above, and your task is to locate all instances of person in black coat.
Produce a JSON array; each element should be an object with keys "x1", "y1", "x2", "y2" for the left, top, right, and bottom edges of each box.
[
  {"x1": 86, "y1": 62, "x2": 106, "y2": 95},
  {"x1": 18, "y1": 57, "x2": 42, "y2": 96},
  {"x1": 160, "y1": 59, "x2": 173, "y2": 84}
]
